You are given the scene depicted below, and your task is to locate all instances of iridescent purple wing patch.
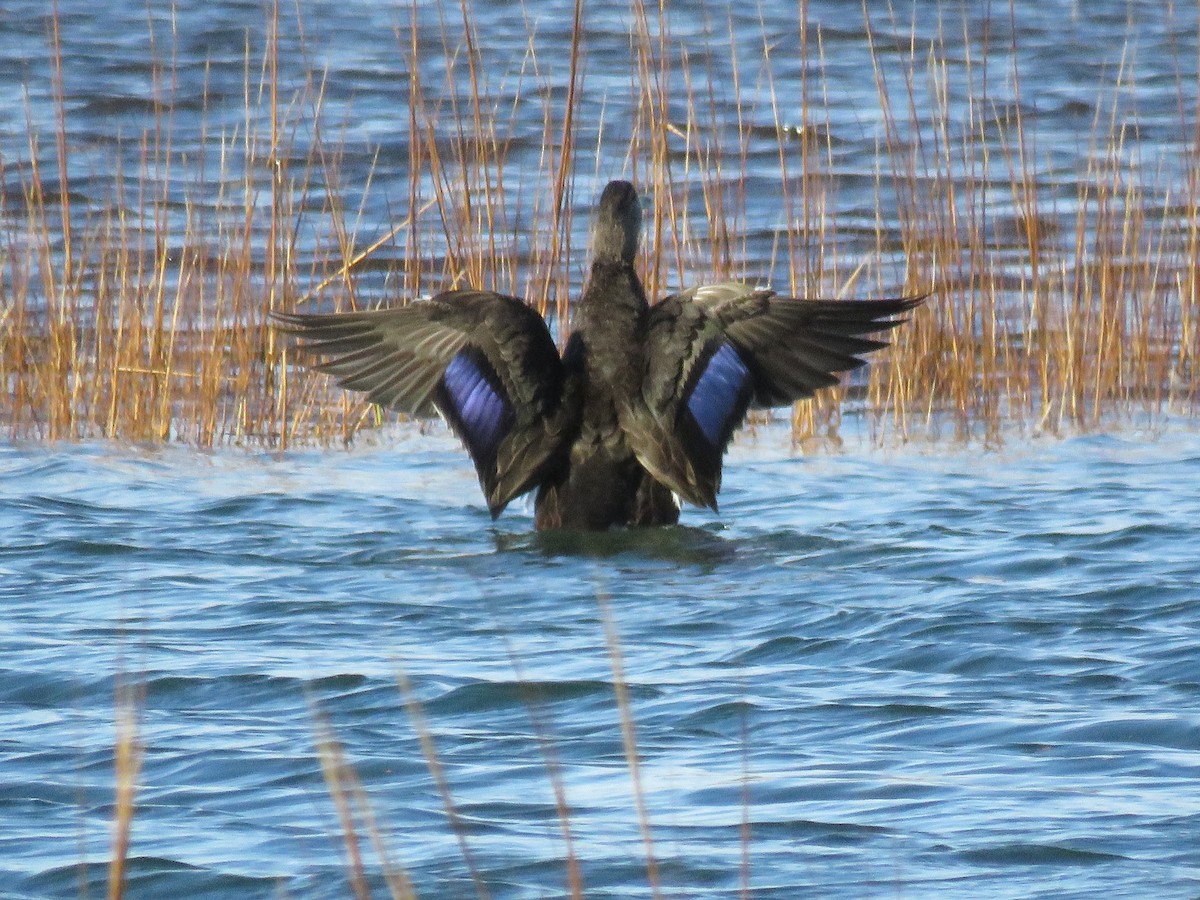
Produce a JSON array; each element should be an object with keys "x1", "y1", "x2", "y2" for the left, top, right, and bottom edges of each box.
[
  {"x1": 686, "y1": 341, "x2": 752, "y2": 447},
  {"x1": 439, "y1": 351, "x2": 514, "y2": 461}
]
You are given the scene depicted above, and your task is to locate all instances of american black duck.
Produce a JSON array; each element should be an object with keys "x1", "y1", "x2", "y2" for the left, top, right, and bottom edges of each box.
[{"x1": 274, "y1": 180, "x2": 924, "y2": 530}]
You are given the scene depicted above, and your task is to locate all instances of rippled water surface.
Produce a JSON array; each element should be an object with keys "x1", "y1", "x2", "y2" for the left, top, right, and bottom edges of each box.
[
  {"x1": 4, "y1": 0, "x2": 1200, "y2": 897},
  {"x1": 3, "y1": 428, "x2": 1200, "y2": 898},
  {"x1": 2, "y1": 0, "x2": 1196, "y2": 291}
]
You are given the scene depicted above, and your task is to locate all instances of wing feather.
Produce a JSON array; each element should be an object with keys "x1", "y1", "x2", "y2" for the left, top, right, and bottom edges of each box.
[
  {"x1": 274, "y1": 290, "x2": 575, "y2": 517},
  {"x1": 622, "y1": 284, "x2": 925, "y2": 509}
]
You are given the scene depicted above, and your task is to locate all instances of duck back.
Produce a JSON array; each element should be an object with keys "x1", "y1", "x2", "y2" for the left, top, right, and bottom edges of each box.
[{"x1": 533, "y1": 259, "x2": 680, "y2": 529}]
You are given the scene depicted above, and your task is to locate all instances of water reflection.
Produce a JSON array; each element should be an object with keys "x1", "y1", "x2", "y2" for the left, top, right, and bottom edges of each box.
[{"x1": 498, "y1": 522, "x2": 737, "y2": 566}]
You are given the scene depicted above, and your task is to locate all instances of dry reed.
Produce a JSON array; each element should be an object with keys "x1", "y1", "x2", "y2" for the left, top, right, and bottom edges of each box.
[
  {"x1": 299, "y1": 599, "x2": 673, "y2": 898},
  {"x1": 106, "y1": 678, "x2": 144, "y2": 900},
  {"x1": 500, "y1": 639, "x2": 586, "y2": 899},
  {"x1": 2, "y1": 1, "x2": 1197, "y2": 449},
  {"x1": 312, "y1": 703, "x2": 416, "y2": 900},
  {"x1": 597, "y1": 591, "x2": 662, "y2": 900},
  {"x1": 69, "y1": 6, "x2": 1198, "y2": 894},
  {"x1": 394, "y1": 668, "x2": 492, "y2": 900}
]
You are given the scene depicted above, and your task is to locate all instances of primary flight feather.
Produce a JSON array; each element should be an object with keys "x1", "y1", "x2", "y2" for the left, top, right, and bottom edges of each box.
[{"x1": 275, "y1": 180, "x2": 925, "y2": 530}]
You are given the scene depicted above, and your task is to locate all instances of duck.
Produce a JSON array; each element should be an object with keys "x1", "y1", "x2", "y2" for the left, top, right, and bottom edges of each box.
[{"x1": 274, "y1": 180, "x2": 924, "y2": 530}]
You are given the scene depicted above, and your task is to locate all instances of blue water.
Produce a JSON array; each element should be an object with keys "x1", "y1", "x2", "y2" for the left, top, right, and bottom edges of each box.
[
  {"x1": 4, "y1": 0, "x2": 1200, "y2": 896},
  {"x1": 3, "y1": 429, "x2": 1200, "y2": 898},
  {"x1": 3, "y1": 0, "x2": 1196, "y2": 297}
]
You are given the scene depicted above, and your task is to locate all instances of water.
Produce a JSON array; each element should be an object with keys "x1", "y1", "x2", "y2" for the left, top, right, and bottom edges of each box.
[
  {"x1": 3, "y1": 428, "x2": 1200, "y2": 898},
  {"x1": 3, "y1": 0, "x2": 1200, "y2": 896},
  {"x1": 2, "y1": 0, "x2": 1195, "y2": 295}
]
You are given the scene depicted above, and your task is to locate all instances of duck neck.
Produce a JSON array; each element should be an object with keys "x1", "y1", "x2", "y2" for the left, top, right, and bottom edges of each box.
[
  {"x1": 579, "y1": 259, "x2": 648, "y2": 324},
  {"x1": 573, "y1": 260, "x2": 648, "y2": 401}
]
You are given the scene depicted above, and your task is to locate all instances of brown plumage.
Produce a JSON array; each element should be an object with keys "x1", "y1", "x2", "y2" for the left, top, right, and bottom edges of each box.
[{"x1": 274, "y1": 180, "x2": 925, "y2": 530}]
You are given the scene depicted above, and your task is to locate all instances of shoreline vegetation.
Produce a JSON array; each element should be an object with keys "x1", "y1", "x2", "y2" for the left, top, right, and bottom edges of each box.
[
  {"x1": 11, "y1": 6, "x2": 1198, "y2": 895},
  {"x1": 2, "y1": 2, "x2": 1198, "y2": 452}
]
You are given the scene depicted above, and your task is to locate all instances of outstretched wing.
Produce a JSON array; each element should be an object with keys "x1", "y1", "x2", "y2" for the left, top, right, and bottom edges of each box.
[
  {"x1": 623, "y1": 282, "x2": 925, "y2": 510},
  {"x1": 274, "y1": 290, "x2": 573, "y2": 518}
]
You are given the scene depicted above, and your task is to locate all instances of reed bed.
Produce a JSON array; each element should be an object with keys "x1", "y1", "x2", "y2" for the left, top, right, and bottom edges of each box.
[{"x1": 2, "y1": 1, "x2": 1197, "y2": 448}]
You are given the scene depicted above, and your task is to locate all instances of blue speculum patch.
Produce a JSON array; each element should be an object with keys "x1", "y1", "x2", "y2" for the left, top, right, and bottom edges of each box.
[
  {"x1": 442, "y1": 352, "x2": 512, "y2": 456},
  {"x1": 687, "y1": 341, "x2": 751, "y2": 446}
]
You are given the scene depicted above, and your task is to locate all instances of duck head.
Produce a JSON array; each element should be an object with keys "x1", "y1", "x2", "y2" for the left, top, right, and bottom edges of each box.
[{"x1": 592, "y1": 180, "x2": 642, "y2": 266}]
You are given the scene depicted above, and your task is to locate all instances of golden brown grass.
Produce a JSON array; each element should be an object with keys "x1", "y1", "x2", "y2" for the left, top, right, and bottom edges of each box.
[
  {"x1": 2, "y1": 2, "x2": 1197, "y2": 449},
  {"x1": 312, "y1": 703, "x2": 417, "y2": 900},
  {"x1": 305, "y1": 608, "x2": 672, "y2": 899},
  {"x1": 106, "y1": 678, "x2": 144, "y2": 900},
  {"x1": 597, "y1": 592, "x2": 662, "y2": 900}
]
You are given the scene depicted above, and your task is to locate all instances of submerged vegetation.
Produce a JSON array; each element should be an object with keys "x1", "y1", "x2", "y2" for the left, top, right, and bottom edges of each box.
[{"x1": 1, "y1": 1, "x2": 1197, "y2": 449}]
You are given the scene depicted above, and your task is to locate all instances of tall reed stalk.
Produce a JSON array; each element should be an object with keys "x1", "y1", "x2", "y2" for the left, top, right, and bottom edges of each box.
[{"x1": 2, "y1": 2, "x2": 1197, "y2": 448}]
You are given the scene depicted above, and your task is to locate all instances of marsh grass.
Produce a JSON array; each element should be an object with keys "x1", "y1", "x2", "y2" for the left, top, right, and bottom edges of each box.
[
  {"x1": 69, "y1": 6, "x2": 1200, "y2": 892},
  {"x1": 297, "y1": 602, "x2": 754, "y2": 898},
  {"x1": 106, "y1": 678, "x2": 144, "y2": 900},
  {"x1": 2, "y1": 1, "x2": 1198, "y2": 449},
  {"x1": 306, "y1": 626, "x2": 674, "y2": 899},
  {"x1": 313, "y1": 704, "x2": 416, "y2": 900}
]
